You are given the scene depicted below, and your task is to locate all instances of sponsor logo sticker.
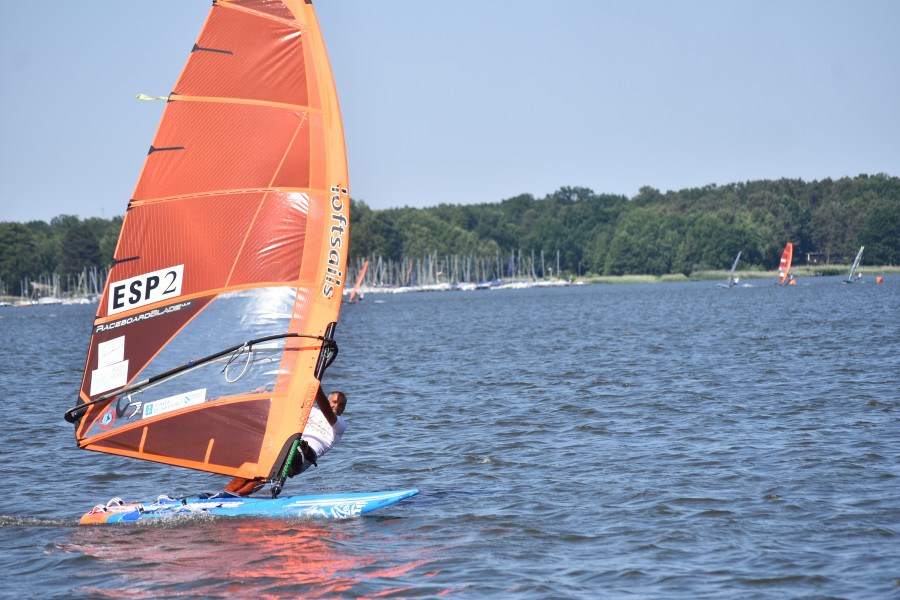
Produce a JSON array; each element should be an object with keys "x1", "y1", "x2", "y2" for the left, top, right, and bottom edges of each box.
[
  {"x1": 108, "y1": 265, "x2": 184, "y2": 315},
  {"x1": 142, "y1": 388, "x2": 207, "y2": 419},
  {"x1": 99, "y1": 409, "x2": 116, "y2": 430},
  {"x1": 322, "y1": 187, "x2": 348, "y2": 299},
  {"x1": 97, "y1": 336, "x2": 125, "y2": 368},
  {"x1": 90, "y1": 360, "x2": 129, "y2": 397},
  {"x1": 94, "y1": 300, "x2": 194, "y2": 334}
]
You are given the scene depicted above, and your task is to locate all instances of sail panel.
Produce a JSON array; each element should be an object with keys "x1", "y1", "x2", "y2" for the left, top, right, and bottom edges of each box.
[
  {"x1": 96, "y1": 191, "x2": 308, "y2": 318},
  {"x1": 88, "y1": 398, "x2": 271, "y2": 472},
  {"x1": 272, "y1": 118, "x2": 314, "y2": 189},
  {"x1": 77, "y1": 286, "x2": 328, "y2": 477},
  {"x1": 177, "y1": 5, "x2": 308, "y2": 107},
  {"x1": 133, "y1": 102, "x2": 315, "y2": 200},
  {"x1": 78, "y1": 296, "x2": 214, "y2": 435},
  {"x1": 229, "y1": 192, "x2": 311, "y2": 287},
  {"x1": 306, "y1": 111, "x2": 328, "y2": 190},
  {"x1": 230, "y1": 0, "x2": 298, "y2": 22}
]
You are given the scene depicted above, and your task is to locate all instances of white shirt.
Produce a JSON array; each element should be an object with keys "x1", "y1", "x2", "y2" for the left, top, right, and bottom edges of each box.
[{"x1": 302, "y1": 405, "x2": 346, "y2": 458}]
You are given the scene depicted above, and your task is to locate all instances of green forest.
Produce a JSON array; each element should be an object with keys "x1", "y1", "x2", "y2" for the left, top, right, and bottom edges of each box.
[
  {"x1": 349, "y1": 173, "x2": 899, "y2": 279},
  {"x1": 0, "y1": 215, "x2": 122, "y2": 297},
  {"x1": 2, "y1": 173, "x2": 899, "y2": 296}
]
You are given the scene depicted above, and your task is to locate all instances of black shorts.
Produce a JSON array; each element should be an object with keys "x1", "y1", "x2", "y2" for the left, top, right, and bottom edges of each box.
[{"x1": 287, "y1": 439, "x2": 318, "y2": 477}]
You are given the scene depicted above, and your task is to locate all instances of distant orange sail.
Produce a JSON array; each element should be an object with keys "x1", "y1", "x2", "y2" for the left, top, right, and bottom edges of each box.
[
  {"x1": 778, "y1": 242, "x2": 793, "y2": 284},
  {"x1": 348, "y1": 260, "x2": 369, "y2": 303},
  {"x1": 66, "y1": 0, "x2": 348, "y2": 483}
]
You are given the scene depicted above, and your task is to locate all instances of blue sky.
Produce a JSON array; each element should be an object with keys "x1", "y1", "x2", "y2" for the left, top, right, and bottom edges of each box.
[{"x1": 2, "y1": 0, "x2": 898, "y2": 223}]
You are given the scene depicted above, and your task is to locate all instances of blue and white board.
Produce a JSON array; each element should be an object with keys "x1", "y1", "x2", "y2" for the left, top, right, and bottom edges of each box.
[{"x1": 81, "y1": 489, "x2": 419, "y2": 524}]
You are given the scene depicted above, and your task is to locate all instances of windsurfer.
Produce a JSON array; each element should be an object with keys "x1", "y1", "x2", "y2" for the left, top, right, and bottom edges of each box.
[{"x1": 224, "y1": 388, "x2": 348, "y2": 496}]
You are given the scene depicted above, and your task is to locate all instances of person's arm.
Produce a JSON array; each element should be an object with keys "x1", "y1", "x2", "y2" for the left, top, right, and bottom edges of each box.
[{"x1": 315, "y1": 386, "x2": 338, "y2": 426}]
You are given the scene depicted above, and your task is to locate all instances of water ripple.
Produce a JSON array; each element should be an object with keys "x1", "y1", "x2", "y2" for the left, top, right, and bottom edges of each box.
[{"x1": 1, "y1": 278, "x2": 899, "y2": 598}]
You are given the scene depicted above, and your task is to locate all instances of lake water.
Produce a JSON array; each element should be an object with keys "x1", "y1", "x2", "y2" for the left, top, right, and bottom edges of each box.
[{"x1": 1, "y1": 276, "x2": 898, "y2": 599}]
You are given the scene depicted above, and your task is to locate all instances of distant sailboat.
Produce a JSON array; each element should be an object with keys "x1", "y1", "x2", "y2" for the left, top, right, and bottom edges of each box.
[
  {"x1": 348, "y1": 260, "x2": 369, "y2": 303},
  {"x1": 775, "y1": 243, "x2": 793, "y2": 286},
  {"x1": 843, "y1": 246, "x2": 864, "y2": 284},
  {"x1": 717, "y1": 251, "x2": 741, "y2": 288}
]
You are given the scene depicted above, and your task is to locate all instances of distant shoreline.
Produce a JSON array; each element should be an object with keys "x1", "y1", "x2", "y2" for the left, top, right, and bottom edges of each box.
[
  {"x1": 580, "y1": 265, "x2": 900, "y2": 285},
  {"x1": 2, "y1": 266, "x2": 896, "y2": 304}
]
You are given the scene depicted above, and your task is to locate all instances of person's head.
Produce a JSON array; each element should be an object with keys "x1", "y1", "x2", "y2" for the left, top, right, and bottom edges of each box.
[{"x1": 329, "y1": 391, "x2": 347, "y2": 416}]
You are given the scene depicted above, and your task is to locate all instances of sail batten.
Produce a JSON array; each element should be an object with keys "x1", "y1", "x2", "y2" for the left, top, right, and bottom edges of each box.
[
  {"x1": 69, "y1": 0, "x2": 348, "y2": 481},
  {"x1": 127, "y1": 187, "x2": 322, "y2": 207},
  {"x1": 168, "y1": 93, "x2": 327, "y2": 114}
]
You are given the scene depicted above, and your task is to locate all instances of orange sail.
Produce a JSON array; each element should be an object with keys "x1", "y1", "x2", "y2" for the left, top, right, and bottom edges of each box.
[
  {"x1": 777, "y1": 242, "x2": 793, "y2": 285},
  {"x1": 348, "y1": 260, "x2": 369, "y2": 303},
  {"x1": 65, "y1": 0, "x2": 348, "y2": 483}
]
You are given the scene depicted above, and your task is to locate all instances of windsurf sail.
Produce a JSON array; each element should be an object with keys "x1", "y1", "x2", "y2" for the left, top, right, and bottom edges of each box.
[
  {"x1": 348, "y1": 260, "x2": 368, "y2": 303},
  {"x1": 65, "y1": 0, "x2": 349, "y2": 486},
  {"x1": 777, "y1": 243, "x2": 793, "y2": 285},
  {"x1": 717, "y1": 251, "x2": 741, "y2": 288},
  {"x1": 844, "y1": 246, "x2": 864, "y2": 283}
]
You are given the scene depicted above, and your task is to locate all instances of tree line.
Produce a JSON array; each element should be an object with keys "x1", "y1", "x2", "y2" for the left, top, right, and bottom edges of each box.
[
  {"x1": 0, "y1": 215, "x2": 122, "y2": 297},
  {"x1": 350, "y1": 173, "x2": 899, "y2": 278},
  {"x1": 2, "y1": 173, "x2": 898, "y2": 296}
]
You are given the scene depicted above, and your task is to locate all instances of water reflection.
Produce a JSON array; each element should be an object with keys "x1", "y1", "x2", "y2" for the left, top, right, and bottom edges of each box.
[{"x1": 60, "y1": 516, "x2": 445, "y2": 598}]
